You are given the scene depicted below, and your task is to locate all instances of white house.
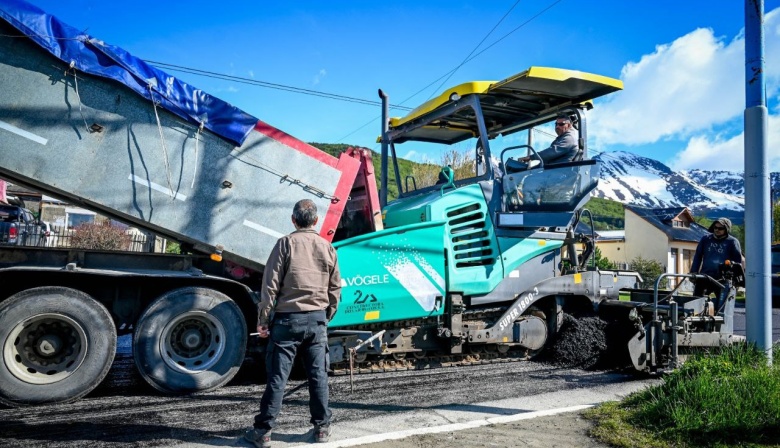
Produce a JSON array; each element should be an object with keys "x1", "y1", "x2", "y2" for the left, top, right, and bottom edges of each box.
[{"x1": 623, "y1": 205, "x2": 710, "y2": 288}]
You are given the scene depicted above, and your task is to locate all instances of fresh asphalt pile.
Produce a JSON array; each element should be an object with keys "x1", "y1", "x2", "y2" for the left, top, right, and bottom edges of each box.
[{"x1": 543, "y1": 314, "x2": 610, "y2": 369}]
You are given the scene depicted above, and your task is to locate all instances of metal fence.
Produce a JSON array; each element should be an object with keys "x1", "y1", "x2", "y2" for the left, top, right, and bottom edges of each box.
[{"x1": 0, "y1": 223, "x2": 164, "y2": 253}]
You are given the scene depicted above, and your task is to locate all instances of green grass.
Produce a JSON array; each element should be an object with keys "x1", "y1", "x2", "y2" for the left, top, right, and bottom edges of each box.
[{"x1": 586, "y1": 343, "x2": 780, "y2": 447}]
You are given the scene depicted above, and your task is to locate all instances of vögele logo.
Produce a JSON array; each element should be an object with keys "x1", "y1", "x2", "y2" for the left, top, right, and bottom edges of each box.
[{"x1": 341, "y1": 274, "x2": 390, "y2": 287}]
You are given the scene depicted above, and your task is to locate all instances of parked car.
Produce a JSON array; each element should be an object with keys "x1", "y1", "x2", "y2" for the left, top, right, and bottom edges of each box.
[
  {"x1": 40, "y1": 221, "x2": 62, "y2": 247},
  {"x1": 772, "y1": 243, "x2": 780, "y2": 307},
  {"x1": 0, "y1": 204, "x2": 42, "y2": 246}
]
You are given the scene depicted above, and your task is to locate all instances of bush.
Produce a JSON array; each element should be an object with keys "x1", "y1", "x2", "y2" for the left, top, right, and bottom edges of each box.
[
  {"x1": 411, "y1": 149, "x2": 476, "y2": 189},
  {"x1": 629, "y1": 256, "x2": 668, "y2": 289},
  {"x1": 165, "y1": 241, "x2": 181, "y2": 254},
  {"x1": 71, "y1": 222, "x2": 130, "y2": 251},
  {"x1": 594, "y1": 247, "x2": 616, "y2": 270}
]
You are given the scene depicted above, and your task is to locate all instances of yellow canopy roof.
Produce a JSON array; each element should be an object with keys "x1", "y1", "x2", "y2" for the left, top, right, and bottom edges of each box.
[{"x1": 387, "y1": 66, "x2": 623, "y2": 144}]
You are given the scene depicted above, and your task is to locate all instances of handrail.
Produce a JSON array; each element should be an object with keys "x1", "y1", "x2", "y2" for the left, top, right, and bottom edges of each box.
[
  {"x1": 500, "y1": 144, "x2": 544, "y2": 170},
  {"x1": 652, "y1": 273, "x2": 723, "y2": 323},
  {"x1": 650, "y1": 272, "x2": 725, "y2": 371},
  {"x1": 439, "y1": 166, "x2": 456, "y2": 196},
  {"x1": 404, "y1": 175, "x2": 417, "y2": 192}
]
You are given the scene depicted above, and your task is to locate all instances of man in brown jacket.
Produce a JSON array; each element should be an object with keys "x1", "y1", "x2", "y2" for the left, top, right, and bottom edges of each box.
[{"x1": 245, "y1": 199, "x2": 341, "y2": 447}]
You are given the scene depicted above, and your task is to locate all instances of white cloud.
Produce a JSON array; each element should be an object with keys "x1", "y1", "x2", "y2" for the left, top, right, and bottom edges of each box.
[
  {"x1": 248, "y1": 70, "x2": 255, "y2": 79},
  {"x1": 591, "y1": 28, "x2": 744, "y2": 146},
  {"x1": 670, "y1": 133, "x2": 742, "y2": 171},
  {"x1": 670, "y1": 108, "x2": 780, "y2": 171},
  {"x1": 589, "y1": 8, "x2": 780, "y2": 172},
  {"x1": 401, "y1": 150, "x2": 422, "y2": 162},
  {"x1": 313, "y1": 69, "x2": 327, "y2": 85},
  {"x1": 400, "y1": 150, "x2": 437, "y2": 164},
  {"x1": 213, "y1": 85, "x2": 240, "y2": 94}
]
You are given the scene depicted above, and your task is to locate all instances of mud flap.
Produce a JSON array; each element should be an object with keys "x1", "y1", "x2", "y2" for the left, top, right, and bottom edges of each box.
[
  {"x1": 448, "y1": 294, "x2": 465, "y2": 354},
  {"x1": 627, "y1": 329, "x2": 648, "y2": 371},
  {"x1": 513, "y1": 315, "x2": 547, "y2": 349}
]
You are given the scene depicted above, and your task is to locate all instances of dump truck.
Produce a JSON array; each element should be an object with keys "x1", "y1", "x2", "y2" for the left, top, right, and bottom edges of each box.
[{"x1": 0, "y1": 0, "x2": 743, "y2": 407}]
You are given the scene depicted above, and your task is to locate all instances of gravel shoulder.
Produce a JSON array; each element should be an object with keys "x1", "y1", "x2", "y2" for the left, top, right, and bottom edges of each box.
[{"x1": 348, "y1": 411, "x2": 609, "y2": 448}]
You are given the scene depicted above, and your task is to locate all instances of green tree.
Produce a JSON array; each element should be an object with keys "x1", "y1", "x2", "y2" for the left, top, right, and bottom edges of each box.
[
  {"x1": 583, "y1": 197, "x2": 625, "y2": 230},
  {"x1": 165, "y1": 240, "x2": 181, "y2": 254},
  {"x1": 410, "y1": 149, "x2": 476, "y2": 190},
  {"x1": 629, "y1": 255, "x2": 668, "y2": 289},
  {"x1": 594, "y1": 246, "x2": 616, "y2": 270},
  {"x1": 308, "y1": 142, "x2": 426, "y2": 201}
]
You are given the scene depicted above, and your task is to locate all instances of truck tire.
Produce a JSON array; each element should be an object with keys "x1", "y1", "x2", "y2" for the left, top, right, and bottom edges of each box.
[
  {"x1": 133, "y1": 287, "x2": 247, "y2": 394},
  {"x1": 0, "y1": 287, "x2": 116, "y2": 406}
]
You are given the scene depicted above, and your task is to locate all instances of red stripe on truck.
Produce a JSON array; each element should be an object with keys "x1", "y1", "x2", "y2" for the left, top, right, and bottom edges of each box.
[{"x1": 252, "y1": 121, "x2": 361, "y2": 242}]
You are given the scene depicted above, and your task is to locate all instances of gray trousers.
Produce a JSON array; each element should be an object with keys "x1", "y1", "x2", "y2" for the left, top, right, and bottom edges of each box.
[{"x1": 254, "y1": 310, "x2": 331, "y2": 430}]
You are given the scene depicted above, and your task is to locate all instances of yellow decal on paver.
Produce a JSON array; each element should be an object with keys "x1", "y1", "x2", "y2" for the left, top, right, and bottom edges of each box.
[
  {"x1": 503, "y1": 336, "x2": 509, "y2": 342},
  {"x1": 574, "y1": 273, "x2": 582, "y2": 284},
  {"x1": 538, "y1": 240, "x2": 546, "y2": 246},
  {"x1": 364, "y1": 311, "x2": 380, "y2": 321}
]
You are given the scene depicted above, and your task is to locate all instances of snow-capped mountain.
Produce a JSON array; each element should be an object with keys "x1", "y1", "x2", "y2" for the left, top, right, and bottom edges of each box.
[{"x1": 592, "y1": 151, "x2": 780, "y2": 225}]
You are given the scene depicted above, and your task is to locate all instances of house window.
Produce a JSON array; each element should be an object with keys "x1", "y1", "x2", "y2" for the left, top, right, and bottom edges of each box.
[{"x1": 67, "y1": 213, "x2": 94, "y2": 228}]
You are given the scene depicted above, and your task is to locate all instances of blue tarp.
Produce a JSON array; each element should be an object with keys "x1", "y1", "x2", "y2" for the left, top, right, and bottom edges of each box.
[{"x1": 0, "y1": 0, "x2": 258, "y2": 146}]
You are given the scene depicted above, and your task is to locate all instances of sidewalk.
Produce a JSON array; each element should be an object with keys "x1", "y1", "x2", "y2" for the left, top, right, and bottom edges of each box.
[
  {"x1": 319, "y1": 405, "x2": 609, "y2": 448},
  {"x1": 175, "y1": 377, "x2": 657, "y2": 448}
]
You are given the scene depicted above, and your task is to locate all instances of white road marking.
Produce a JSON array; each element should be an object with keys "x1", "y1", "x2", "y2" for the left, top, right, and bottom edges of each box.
[
  {"x1": 243, "y1": 219, "x2": 285, "y2": 239},
  {"x1": 128, "y1": 174, "x2": 187, "y2": 201},
  {"x1": 0, "y1": 120, "x2": 48, "y2": 145},
  {"x1": 308, "y1": 404, "x2": 594, "y2": 447}
]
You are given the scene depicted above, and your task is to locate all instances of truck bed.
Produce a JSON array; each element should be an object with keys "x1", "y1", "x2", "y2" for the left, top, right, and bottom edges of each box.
[{"x1": 0, "y1": 4, "x2": 360, "y2": 271}]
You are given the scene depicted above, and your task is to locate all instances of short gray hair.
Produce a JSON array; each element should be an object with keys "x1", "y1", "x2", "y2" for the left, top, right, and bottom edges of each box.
[{"x1": 293, "y1": 199, "x2": 318, "y2": 228}]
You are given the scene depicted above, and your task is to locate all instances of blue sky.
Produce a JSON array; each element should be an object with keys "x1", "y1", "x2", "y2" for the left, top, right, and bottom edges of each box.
[{"x1": 23, "y1": 0, "x2": 780, "y2": 171}]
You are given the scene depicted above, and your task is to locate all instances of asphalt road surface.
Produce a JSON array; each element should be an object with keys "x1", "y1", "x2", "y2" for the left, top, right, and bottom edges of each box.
[{"x1": 0, "y1": 302, "x2": 777, "y2": 448}]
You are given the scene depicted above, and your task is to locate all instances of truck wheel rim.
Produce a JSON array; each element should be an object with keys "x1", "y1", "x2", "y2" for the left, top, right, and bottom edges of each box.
[
  {"x1": 160, "y1": 311, "x2": 226, "y2": 373},
  {"x1": 3, "y1": 313, "x2": 88, "y2": 385}
]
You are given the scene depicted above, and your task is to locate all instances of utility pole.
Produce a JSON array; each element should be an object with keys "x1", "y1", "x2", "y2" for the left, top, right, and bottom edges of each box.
[
  {"x1": 379, "y1": 89, "x2": 389, "y2": 208},
  {"x1": 744, "y1": 0, "x2": 772, "y2": 363}
]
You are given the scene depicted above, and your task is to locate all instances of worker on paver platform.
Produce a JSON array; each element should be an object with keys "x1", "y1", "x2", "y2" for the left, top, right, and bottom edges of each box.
[{"x1": 690, "y1": 217, "x2": 743, "y2": 297}]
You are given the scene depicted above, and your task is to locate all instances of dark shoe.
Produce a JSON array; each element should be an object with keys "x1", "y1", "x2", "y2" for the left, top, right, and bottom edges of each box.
[
  {"x1": 244, "y1": 428, "x2": 271, "y2": 448},
  {"x1": 314, "y1": 425, "x2": 331, "y2": 443}
]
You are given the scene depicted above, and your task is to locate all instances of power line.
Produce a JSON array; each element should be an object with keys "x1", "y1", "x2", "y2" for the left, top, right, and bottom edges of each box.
[
  {"x1": 533, "y1": 127, "x2": 557, "y2": 139},
  {"x1": 337, "y1": 0, "x2": 563, "y2": 143},
  {"x1": 455, "y1": 0, "x2": 564, "y2": 73},
  {"x1": 425, "y1": 0, "x2": 522, "y2": 101},
  {"x1": 147, "y1": 60, "x2": 413, "y2": 112},
  {"x1": 336, "y1": 116, "x2": 381, "y2": 143},
  {"x1": 400, "y1": 0, "x2": 563, "y2": 107}
]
